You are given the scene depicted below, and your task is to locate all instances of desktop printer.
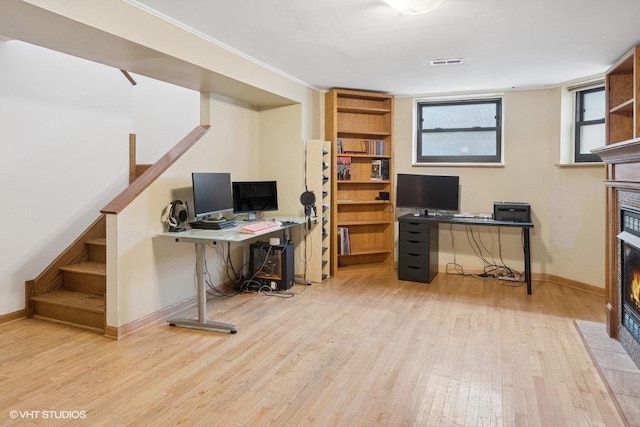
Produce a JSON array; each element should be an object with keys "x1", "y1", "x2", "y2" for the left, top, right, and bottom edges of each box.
[{"x1": 493, "y1": 202, "x2": 531, "y2": 222}]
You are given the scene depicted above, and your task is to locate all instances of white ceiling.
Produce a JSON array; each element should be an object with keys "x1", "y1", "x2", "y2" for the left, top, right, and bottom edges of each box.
[{"x1": 129, "y1": 0, "x2": 640, "y2": 96}]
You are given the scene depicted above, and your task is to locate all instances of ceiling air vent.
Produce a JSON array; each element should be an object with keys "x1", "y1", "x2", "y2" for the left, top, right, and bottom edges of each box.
[{"x1": 430, "y1": 58, "x2": 465, "y2": 66}]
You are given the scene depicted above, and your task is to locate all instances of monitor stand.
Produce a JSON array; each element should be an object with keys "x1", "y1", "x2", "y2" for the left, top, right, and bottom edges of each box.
[{"x1": 242, "y1": 212, "x2": 261, "y2": 221}]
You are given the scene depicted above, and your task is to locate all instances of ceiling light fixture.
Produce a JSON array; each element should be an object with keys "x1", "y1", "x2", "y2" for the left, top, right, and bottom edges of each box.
[{"x1": 383, "y1": 0, "x2": 447, "y2": 15}]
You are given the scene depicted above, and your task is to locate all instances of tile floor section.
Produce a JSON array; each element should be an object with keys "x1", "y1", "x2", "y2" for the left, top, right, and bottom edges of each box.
[{"x1": 575, "y1": 320, "x2": 640, "y2": 427}]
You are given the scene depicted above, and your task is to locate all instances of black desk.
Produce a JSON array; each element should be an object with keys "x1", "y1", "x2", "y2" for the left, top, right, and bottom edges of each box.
[{"x1": 398, "y1": 214, "x2": 534, "y2": 294}]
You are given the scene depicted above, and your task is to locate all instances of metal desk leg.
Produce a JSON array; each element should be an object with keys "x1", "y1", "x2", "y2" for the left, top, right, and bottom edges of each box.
[
  {"x1": 523, "y1": 228, "x2": 532, "y2": 295},
  {"x1": 168, "y1": 242, "x2": 237, "y2": 334}
]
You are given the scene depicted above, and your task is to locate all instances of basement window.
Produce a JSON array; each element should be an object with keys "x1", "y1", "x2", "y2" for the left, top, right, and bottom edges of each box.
[
  {"x1": 416, "y1": 98, "x2": 503, "y2": 164},
  {"x1": 574, "y1": 86, "x2": 604, "y2": 163}
]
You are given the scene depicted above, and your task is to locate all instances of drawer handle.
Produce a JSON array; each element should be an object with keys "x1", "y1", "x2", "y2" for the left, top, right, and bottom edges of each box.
[
  {"x1": 408, "y1": 266, "x2": 419, "y2": 270},
  {"x1": 408, "y1": 240, "x2": 420, "y2": 243},
  {"x1": 408, "y1": 253, "x2": 420, "y2": 257},
  {"x1": 408, "y1": 231, "x2": 420, "y2": 235}
]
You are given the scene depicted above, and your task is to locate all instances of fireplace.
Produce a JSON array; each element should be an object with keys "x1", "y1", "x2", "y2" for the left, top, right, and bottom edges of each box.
[
  {"x1": 621, "y1": 208, "x2": 640, "y2": 344},
  {"x1": 592, "y1": 139, "x2": 640, "y2": 368},
  {"x1": 616, "y1": 200, "x2": 640, "y2": 367}
]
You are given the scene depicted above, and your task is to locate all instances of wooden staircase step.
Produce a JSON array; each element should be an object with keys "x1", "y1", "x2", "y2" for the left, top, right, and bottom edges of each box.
[
  {"x1": 86, "y1": 239, "x2": 106, "y2": 263},
  {"x1": 59, "y1": 262, "x2": 106, "y2": 276},
  {"x1": 31, "y1": 290, "x2": 104, "y2": 332},
  {"x1": 136, "y1": 164, "x2": 152, "y2": 178},
  {"x1": 59, "y1": 262, "x2": 106, "y2": 295}
]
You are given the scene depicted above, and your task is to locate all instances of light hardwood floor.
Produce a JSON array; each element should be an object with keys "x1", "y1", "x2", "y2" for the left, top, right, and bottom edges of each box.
[{"x1": 0, "y1": 271, "x2": 624, "y2": 426}]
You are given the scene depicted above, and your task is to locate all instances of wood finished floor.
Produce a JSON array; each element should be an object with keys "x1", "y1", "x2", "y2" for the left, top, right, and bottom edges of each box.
[{"x1": 0, "y1": 271, "x2": 625, "y2": 426}]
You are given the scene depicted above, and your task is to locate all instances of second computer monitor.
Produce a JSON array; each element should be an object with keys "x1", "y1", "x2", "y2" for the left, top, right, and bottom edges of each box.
[{"x1": 232, "y1": 180, "x2": 278, "y2": 220}]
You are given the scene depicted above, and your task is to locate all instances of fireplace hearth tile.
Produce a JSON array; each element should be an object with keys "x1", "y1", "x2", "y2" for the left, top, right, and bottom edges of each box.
[
  {"x1": 592, "y1": 348, "x2": 640, "y2": 373},
  {"x1": 574, "y1": 320, "x2": 640, "y2": 427},
  {"x1": 615, "y1": 394, "x2": 640, "y2": 427},
  {"x1": 602, "y1": 368, "x2": 640, "y2": 396},
  {"x1": 579, "y1": 329, "x2": 628, "y2": 354},
  {"x1": 576, "y1": 320, "x2": 640, "y2": 427}
]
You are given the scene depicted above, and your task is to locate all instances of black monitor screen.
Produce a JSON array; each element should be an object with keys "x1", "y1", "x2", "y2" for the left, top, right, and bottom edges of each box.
[
  {"x1": 396, "y1": 174, "x2": 459, "y2": 213},
  {"x1": 191, "y1": 172, "x2": 234, "y2": 219},
  {"x1": 232, "y1": 181, "x2": 278, "y2": 215}
]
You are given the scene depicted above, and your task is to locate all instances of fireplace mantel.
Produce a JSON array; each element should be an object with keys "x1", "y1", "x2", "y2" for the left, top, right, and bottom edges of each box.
[
  {"x1": 593, "y1": 138, "x2": 640, "y2": 165},
  {"x1": 593, "y1": 137, "x2": 640, "y2": 343}
]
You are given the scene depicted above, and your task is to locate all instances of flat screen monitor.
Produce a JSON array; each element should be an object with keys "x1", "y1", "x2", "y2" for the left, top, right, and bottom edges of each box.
[
  {"x1": 191, "y1": 172, "x2": 234, "y2": 220},
  {"x1": 232, "y1": 181, "x2": 278, "y2": 220},
  {"x1": 396, "y1": 174, "x2": 460, "y2": 215}
]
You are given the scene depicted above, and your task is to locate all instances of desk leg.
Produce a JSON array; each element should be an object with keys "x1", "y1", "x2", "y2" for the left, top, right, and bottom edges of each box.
[
  {"x1": 168, "y1": 242, "x2": 237, "y2": 334},
  {"x1": 523, "y1": 228, "x2": 532, "y2": 295}
]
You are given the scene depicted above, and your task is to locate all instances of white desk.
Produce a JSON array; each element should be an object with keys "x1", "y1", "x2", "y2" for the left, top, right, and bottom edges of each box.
[{"x1": 156, "y1": 218, "x2": 306, "y2": 334}]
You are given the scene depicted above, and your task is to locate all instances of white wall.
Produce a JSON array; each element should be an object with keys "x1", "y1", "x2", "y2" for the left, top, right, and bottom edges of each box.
[
  {"x1": 394, "y1": 88, "x2": 606, "y2": 287},
  {"x1": 109, "y1": 94, "x2": 261, "y2": 326},
  {"x1": 0, "y1": 40, "x2": 130, "y2": 316},
  {"x1": 131, "y1": 74, "x2": 200, "y2": 164},
  {"x1": 0, "y1": 40, "x2": 199, "y2": 317},
  {"x1": 108, "y1": 95, "x2": 325, "y2": 326}
]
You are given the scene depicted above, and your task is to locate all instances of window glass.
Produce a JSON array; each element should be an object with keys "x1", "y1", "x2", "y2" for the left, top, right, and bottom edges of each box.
[
  {"x1": 574, "y1": 86, "x2": 604, "y2": 163},
  {"x1": 579, "y1": 122, "x2": 605, "y2": 154},
  {"x1": 582, "y1": 89, "x2": 605, "y2": 121},
  {"x1": 416, "y1": 98, "x2": 502, "y2": 164},
  {"x1": 420, "y1": 131, "x2": 498, "y2": 156},
  {"x1": 421, "y1": 103, "x2": 497, "y2": 129}
]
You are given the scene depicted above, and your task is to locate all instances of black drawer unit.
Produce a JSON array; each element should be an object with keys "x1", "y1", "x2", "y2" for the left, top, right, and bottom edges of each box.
[{"x1": 398, "y1": 217, "x2": 439, "y2": 283}]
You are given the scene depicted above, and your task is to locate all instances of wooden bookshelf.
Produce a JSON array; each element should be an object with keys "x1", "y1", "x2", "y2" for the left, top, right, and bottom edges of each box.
[
  {"x1": 606, "y1": 46, "x2": 640, "y2": 145},
  {"x1": 325, "y1": 89, "x2": 394, "y2": 275}
]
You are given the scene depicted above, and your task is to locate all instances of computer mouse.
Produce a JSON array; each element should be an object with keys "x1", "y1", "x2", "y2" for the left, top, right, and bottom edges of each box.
[{"x1": 274, "y1": 220, "x2": 282, "y2": 225}]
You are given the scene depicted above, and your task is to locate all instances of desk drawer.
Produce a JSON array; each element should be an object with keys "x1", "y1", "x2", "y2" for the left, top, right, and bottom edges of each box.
[
  {"x1": 398, "y1": 235, "x2": 428, "y2": 255},
  {"x1": 398, "y1": 251, "x2": 429, "y2": 267},
  {"x1": 399, "y1": 220, "x2": 431, "y2": 233},
  {"x1": 399, "y1": 230, "x2": 429, "y2": 242},
  {"x1": 398, "y1": 265, "x2": 433, "y2": 283}
]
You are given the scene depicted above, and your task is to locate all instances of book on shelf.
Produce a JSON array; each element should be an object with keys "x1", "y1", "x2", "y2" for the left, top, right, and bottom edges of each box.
[
  {"x1": 342, "y1": 139, "x2": 367, "y2": 153},
  {"x1": 337, "y1": 227, "x2": 351, "y2": 255},
  {"x1": 337, "y1": 156, "x2": 352, "y2": 180},
  {"x1": 371, "y1": 159, "x2": 382, "y2": 180},
  {"x1": 338, "y1": 139, "x2": 386, "y2": 155},
  {"x1": 371, "y1": 158, "x2": 389, "y2": 180},
  {"x1": 380, "y1": 158, "x2": 389, "y2": 180}
]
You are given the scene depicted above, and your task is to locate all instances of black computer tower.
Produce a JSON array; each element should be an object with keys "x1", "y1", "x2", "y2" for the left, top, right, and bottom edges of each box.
[{"x1": 249, "y1": 241, "x2": 294, "y2": 290}]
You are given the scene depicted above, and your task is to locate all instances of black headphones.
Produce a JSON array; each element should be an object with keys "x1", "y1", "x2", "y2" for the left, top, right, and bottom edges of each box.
[{"x1": 162, "y1": 200, "x2": 188, "y2": 232}]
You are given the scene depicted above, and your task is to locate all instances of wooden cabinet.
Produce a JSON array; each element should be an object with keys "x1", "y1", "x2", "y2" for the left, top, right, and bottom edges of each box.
[
  {"x1": 606, "y1": 46, "x2": 640, "y2": 144},
  {"x1": 325, "y1": 89, "x2": 394, "y2": 274},
  {"x1": 397, "y1": 217, "x2": 439, "y2": 283}
]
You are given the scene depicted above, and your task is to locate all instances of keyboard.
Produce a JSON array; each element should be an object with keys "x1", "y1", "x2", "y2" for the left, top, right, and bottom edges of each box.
[
  {"x1": 240, "y1": 221, "x2": 281, "y2": 234},
  {"x1": 189, "y1": 220, "x2": 237, "y2": 230}
]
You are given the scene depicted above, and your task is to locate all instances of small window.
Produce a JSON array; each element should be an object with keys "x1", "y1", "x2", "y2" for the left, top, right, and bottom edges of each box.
[
  {"x1": 416, "y1": 98, "x2": 502, "y2": 164},
  {"x1": 574, "y1": 86, "x2": 604, "y2": 163}
]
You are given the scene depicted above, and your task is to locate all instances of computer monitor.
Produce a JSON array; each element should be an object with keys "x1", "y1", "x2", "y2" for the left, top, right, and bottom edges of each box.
[
  {"x1": 191, "y1": 172, "x2": 234, "y2": 220},
  {"x1": 232, "y1": 180, "x2": 278, "y2": 220},
  {"x1": 396, "y1": 173, "x2": 460, "y2": 215}
]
